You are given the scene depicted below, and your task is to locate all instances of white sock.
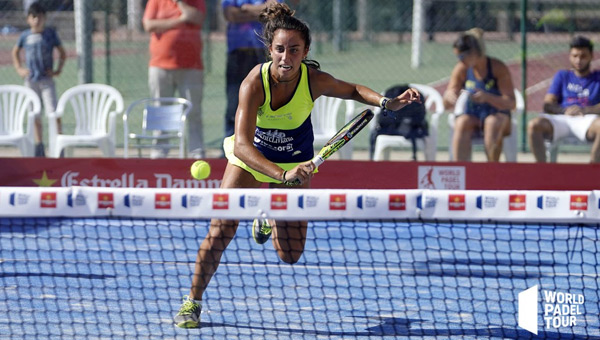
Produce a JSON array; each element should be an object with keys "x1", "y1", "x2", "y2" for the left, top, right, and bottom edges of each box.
[{"x1": 190, "y1": 298, "x2": 202, "y2": 308}]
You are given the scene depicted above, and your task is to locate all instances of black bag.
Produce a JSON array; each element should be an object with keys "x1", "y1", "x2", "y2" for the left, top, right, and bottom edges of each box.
[{"x1": 369, "y1": 84, "x2": 428, "y2": 160}]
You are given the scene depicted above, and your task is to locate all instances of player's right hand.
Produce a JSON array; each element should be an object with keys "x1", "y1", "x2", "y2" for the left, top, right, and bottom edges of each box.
[
  {"x1": 17, "y1": 67, "x2": 29, "y2": 79},
  {"x1": 564, "y1": 105, "x2": 585, "y2": 116},
  {"x1": 285, "y1": 161, "x2": 315, "y2": 185}
]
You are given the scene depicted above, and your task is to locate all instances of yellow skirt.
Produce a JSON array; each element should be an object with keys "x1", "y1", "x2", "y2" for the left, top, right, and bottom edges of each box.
[{"x1": 223, "y1": 135, "x2": 317, "y2": 184}]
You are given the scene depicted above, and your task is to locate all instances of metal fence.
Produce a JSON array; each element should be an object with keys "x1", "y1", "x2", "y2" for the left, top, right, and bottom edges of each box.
[{"x1": 1, "y1": 0, "x2": 599, "y2": 157}]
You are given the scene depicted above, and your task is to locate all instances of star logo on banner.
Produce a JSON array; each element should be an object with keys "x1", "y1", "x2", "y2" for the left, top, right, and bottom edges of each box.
[{"x1": 33, "y1": 171, "x2": 57, "y2": 187}]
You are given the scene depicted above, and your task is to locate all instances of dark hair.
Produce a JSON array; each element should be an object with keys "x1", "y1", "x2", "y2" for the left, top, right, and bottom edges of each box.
[
  {"x1": 453, "y1": 28, "x2": 485, "y2": 55},
  {"x1": 259, "y1": 3, "x2": 320, "y2": 69},
  {"x1": 570, "y1": 35, "x2": 593, "y2": 52},
  {"x1": 28, "y1": 2, "x2": 46, "y2": 16}
]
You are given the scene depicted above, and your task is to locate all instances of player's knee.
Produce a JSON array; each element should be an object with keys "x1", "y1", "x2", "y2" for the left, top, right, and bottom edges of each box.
[
  {"x1": 454, "y1": 115, "x2": 470, "y2": 130},
  {"x1": 207, "y1": 220, "x2": 238, "y2": 245},
  {"x1": 527, "y1": 117, "x2": 546, "y2": 135},
  {"x1": 282, "y1": 257, "x2": 299, "y2": 265},
  {"x1": 527, "y1": 118, "x2": 537, "y2": 133},
  {"x1": 278, "y1": 251, "x2": 303, "y2": 264},
  {"x1": 588, "y1": 119, "x2": 600, "y2": 136}
]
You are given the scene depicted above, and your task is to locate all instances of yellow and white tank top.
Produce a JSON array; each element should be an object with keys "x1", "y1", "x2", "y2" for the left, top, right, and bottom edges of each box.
[{"x1": 254, "y1": 61, "x2": 315, "y2": 163}]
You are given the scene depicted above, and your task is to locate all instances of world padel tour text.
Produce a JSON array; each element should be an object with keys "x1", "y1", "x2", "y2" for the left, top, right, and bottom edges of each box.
[{"x1": 543, "y1": 290, "x2": 584, "y2": 329}]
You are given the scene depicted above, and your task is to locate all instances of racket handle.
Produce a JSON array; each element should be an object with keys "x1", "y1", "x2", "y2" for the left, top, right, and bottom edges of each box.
[
  {"x1": 286, "y1": 155, "x2": 324, "y2": 186},
  {"x1": 312, "y1": 155, "x2": 325, "y2": 167}
]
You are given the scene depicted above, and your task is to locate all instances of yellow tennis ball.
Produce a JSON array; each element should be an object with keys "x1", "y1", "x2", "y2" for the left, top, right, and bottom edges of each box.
[{"x1": 190, "y1": 160, "x2": 211, "y2": 180}]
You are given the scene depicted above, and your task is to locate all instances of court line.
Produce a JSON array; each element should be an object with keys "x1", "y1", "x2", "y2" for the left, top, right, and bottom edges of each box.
[
  {"x1": 0, "y1": 258, "x2": 600, "y2": 278},
  {"x1": 4, "y1": 258, "x2": 595, "y2": 279}
]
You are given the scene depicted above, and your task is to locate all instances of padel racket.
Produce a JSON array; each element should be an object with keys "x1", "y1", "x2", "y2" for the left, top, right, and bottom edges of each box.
[{"x1": 289, "y1": 108, "x2": 374, "y2": 185}]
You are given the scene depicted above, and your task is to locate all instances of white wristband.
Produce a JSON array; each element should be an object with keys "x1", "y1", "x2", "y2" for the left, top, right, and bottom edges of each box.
[{"x1": 379, "y1": 97, "x2": 390, "y2": 110}]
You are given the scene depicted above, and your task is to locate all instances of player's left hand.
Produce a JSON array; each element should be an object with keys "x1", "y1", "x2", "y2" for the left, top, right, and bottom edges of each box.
[
  {"x1": 386, "y1": 88, "x2": 422, "y2": 111},
  {"x1": 470, "y1": 88, "x2": 488, "y2": 103}
]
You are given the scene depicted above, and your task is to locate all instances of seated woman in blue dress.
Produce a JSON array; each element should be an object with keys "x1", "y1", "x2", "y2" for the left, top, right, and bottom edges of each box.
[{"x1": 443, "y1": 28, "x2": 516, "y2": 162}]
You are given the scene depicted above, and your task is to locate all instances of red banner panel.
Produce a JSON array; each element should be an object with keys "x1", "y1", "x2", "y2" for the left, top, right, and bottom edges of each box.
[{"x1": 1, "y1": 158, "x2": 599, "y2": 190}]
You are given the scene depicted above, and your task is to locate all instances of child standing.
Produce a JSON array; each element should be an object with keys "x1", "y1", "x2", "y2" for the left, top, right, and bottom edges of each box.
[{"x1": 11, "y1": 1, "x2": 66, "y2": 157}]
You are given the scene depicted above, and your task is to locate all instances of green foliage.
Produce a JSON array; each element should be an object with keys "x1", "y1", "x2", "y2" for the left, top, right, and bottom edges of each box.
[{"x1": 536, "y1": 8, "x2": 569, "y2": 29}]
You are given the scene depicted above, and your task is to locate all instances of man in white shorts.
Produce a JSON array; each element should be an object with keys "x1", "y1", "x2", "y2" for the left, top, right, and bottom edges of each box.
[{"x1": 528, "y1": 36, "x2": 600, "y2": 162}]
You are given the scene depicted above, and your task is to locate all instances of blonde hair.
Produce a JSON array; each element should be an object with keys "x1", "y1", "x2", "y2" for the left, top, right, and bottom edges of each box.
[{"x1": 453, "y1": 27, "x2": 486, "y2": 56}]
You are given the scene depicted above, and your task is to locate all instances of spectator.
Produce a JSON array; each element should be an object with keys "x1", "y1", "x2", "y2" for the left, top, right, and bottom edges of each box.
[
  {"x1": 222, "y1": 0, "x2": 279, "y2": 140},
  {"x1": 143, "y1": 0, "x2": 205, "y2": 158},
  {"x1": 528, "y1": 35, "x2": 600, "y2": 163},
  {"x1": 12, "y1": 1, "x2": 66, "y2": 157},
  {"x1": 443, "y1": 28, "x2": 516, "y2": 162}
]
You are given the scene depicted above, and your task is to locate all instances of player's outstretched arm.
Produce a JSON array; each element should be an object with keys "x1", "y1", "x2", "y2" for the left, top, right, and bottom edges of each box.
[{"x1": 309, "y1": 68, "x2": 420, "y2": 110}]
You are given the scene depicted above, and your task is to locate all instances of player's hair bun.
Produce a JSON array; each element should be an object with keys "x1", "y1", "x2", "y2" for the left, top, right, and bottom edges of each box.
[{"x1": 259, "y1": 2, "x2": 295, "y2": 24}]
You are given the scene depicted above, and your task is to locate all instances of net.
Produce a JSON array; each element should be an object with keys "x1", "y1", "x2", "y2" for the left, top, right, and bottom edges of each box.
[{"x1": 0, "y1": 187, "x2": 599, "y2": 339}]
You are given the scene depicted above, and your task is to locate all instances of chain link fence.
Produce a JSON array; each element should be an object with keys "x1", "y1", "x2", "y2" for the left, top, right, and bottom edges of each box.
[{"x1": 1, "y1": 0, "x2": 599, "y2": 157}]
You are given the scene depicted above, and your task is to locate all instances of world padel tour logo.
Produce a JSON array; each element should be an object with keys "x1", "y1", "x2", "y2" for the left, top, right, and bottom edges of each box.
[
  {"x1": 181, "y1": 194, "x2": 202, "y2": 208},
  {"x1": 155, "y1": 193, "x2": 171, "y2": 209},
  {"x1": 124, "y1": 194, "x2": 144, "y2": 208},
  {"x1": 476, "y1": 195, "x2": 498, "y2": 209},
  {"x1": 357, "y1": 195, "x2": 378, "y2": 209},
  {"x1": 271, "y1": 194, "x2": 287, "y2": 210},
  {"x1": 239, "y1": 195, "x2": 260, "y2": 208},
  {"x1": 67, "y1": 193, "x2": 86, "y2": 207},
  {"x1": 10, "y1": 192, "x2": 30, "y2": 206},
  {"x1": 518, "y1": 285, "x2": 585, "y2": 335},
  {"x1": 329, "y1": 194, "x2": 346, "y2": 210},
  {"x1": 509, "y1": 194, "x2": 526, "y2": 210},
  {"x1": 448, "y1": 194, "x2": 465, "y2": 210},
  {"x1": 537, "y1": 195, "x2": 559, "y2": 210},
  {"x1": 40, "y1": 192, "x2": 57, "y2": 208},
  {"x1": 298, "y1": 195, "x2": 319, "y2": 209},
  {"x1": 213, "y1": 193, "x2": 229, "y2": 210},
  {"x1": 389, "y1": 194, "x2": 406, "y2": 210}
]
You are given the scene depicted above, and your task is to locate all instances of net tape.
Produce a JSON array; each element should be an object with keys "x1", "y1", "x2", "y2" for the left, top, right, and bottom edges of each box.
[{"x1": 0, "y1": 187, "x2": 598, "y2": 223}]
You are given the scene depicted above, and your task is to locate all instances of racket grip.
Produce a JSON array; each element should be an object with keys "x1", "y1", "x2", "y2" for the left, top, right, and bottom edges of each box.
[
  {"x1": 312, "y1": 155, "x2": 325, "y2": 167},
  {"x1": 286, "y1": 155, "x2": 324, "y2": 186}
]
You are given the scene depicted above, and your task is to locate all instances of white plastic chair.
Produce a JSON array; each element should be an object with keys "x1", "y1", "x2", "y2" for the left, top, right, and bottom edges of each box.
[
  {"x1": 123, "y1": 97, "x2": 192, "y2": 158},
  {"x1": 312, "y1": 96, "x2": 355, "y2": 159},
  {"x1": 448, "y1": 88, "x2": 524, "y2": 162},
  {"x1": 545, "y1": 137, "x2": 589, "y2": 163},
  {"x1": 0, "y1": 85, "x2": 41, "y2": 157},
  {"x1": 48, "y1": 84, "x2": 123, "y2": 158},
  {"x1": 372, "y1": 83, "x2": 444, "y2": 161}
]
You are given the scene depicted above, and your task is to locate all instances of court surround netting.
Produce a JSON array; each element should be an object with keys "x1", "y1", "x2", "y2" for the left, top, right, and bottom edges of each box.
[{"x1": 0, "y1": 187, "x2": 599, "y2": 339}]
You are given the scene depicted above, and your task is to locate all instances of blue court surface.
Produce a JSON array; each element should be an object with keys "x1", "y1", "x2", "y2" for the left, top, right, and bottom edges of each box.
[{"x1": 0, "y1": 218, "x2": 599, "y2": 339}]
